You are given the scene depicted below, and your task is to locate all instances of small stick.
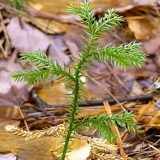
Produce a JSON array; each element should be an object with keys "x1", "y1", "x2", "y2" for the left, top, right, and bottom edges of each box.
[
  {"x1": 18, "y1": 106, "x2": 29, "y2": 132},
  {"x1": 103, "y1": 101, "x2": 127, "y2": 160}
]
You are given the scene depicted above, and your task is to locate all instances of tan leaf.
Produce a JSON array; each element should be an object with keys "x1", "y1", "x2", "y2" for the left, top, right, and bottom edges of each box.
[
  {"x1": 36, "y1": 80, "x2": 69, "y2": 105},
  {"x1": 142, "y1": 36, "x2": 160, "y2": 55},
  {"x1": 127, "y1": 18, "x2": 154, "y2": 40},
  {"x1": 0, "y1": 106, "x2": 24, "y2": 120},
  {"x1": 66, "y1": 139, "x2": 91, "y2": 160},
  {"x1": 0, "y1": 59, "x2": 30, "y2": 106},
  {"x1": 130, "y1": 81, "x2": 144, "y2": 96},
  {"x1": 127, "y1": 17, "x2": 160, "y2": 40},
  {"x1": 150, "y1": 111, "x2": 160, "y2": 129},
  {"x1": 136, "y1": 102, "x2": 158, "y2": 126}
]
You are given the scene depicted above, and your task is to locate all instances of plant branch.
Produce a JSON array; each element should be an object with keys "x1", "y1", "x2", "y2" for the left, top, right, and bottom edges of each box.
[{"x1": 92, "y1": 42, "x2": 145, "y2": 68}]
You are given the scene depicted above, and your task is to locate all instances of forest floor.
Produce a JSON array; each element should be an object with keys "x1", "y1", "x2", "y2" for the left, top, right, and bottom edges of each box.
[{"x1": 0, "y1": 0, "x2": 160, "y2": 160}]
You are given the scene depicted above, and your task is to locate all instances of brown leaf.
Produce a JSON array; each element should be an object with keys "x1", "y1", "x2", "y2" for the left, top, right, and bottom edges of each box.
[
  {"x1": 150, "y1": 111, "x2": 160, "y2": 129},
  {"x1": 130, "y1": 81, "x2": 144, "y2": 96},
  {"x1": 7, "y1": 17, "x2": 50, "y2": 53},
  {"x1": 62, "y1": 139, "x2": 91, "y2": 160},
  {"x1": 64, "y1": 26, "x2": 84, "y2": 58},
  {"x1": 0, "y1": 106, "x2": 23, "y2": 120},
  {"x1": 142, "y1": 36, "x2": 160, "y2": 55},
  {"x1": 127, "y1": 18, "x2": 155, "y2": 40},
  {"x1": 136, "y1": 102, "x2": 159, "y2": 127},
  {"x1": 7, "y1": 18, "x2": 70, "y2": 65},
  {"x1": 49, "y1": 35, "x2": 70, "y2": 66},
  {"x1": 30, "y1": 18, "x2": 71, "y2": 34},
  {"x1": 0, "y1": 59, "x2": 30, "y2": 106},
  {"x1": 0, "y1": 128, "x2": 91, "y2": 160},
  {"x1": 36, "y1": 80, "x2": 69, "y2": 105},
  {"x1": 155, "y1": 49, "x2": 160, "y2": 67},
  {"x1": 28, "y1": 0, "x2": 76, "y2": 14}
]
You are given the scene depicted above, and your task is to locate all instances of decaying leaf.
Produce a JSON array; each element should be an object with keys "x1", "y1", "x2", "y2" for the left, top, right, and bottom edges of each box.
[
  {"x1": 7, "y1": 18, "x2": 70, "y2": 66},
  {"x1": 150, "y1": 110, "x2": 160, "y2": 129},
  {"x1": 142, "y1": 35, "x2": 160, "y2": 55},
  {"x1": 0, "y1": 106, "x2": 23, "y2": 120},
  {"x1": 136, "y1": 102, "x2": 160, "y2": 130},
  {"x1": 127, "y1": 18, "x2": 157, "y2": 40},
  {"x1": 0, "y1": 126, "x2": 119, "y2": 160},
  {"x1": 28, "y1": 0, "x2": 76, "y2": 13},
  {"x1": 7, "y1": 17, "x2": 50, "y2": 53},
  {"x1": 130, "y1": 81, "x2": 144, "y2": 96},
  {"x1": 36, "y1": 80, "x2": 69, "y2": 105},
  {"x1": 55, "y1": 138, "x2": 91, "y2": 160},
  {"x1": 0, "y1": 59, "x2": 30, "y2": 106}
]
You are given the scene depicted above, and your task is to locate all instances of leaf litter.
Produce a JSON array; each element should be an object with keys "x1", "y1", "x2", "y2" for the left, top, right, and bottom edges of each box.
[{"x1": 0, "y1": 0, "x2": 160, "y2": 159}]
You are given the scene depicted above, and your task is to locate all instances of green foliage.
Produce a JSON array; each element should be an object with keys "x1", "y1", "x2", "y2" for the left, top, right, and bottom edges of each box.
[
  {"x1": 74, "y1": 115, "x2": 116, "y2": 143},
  {"x1": 13, "y1": 69, "x2": 50, "y2": 84},
  {"x1": 93, "y1": 42, "x2": 145, "y2": 68},
  {"x1": 69, "y1": 2, "x2": 122, "y2": 41},
  {"x1": 12, "y1": 50, "x2": 75, "y2": 84},
  {"x1": 9, "y1": 0, "x2": 27, "y2": 10},
  {"x1": 12, "y1": 1, "x2": 145, "y2": 160},
  {"x1": 74, "y1": 112, "x2": 138, "y2": 142}
]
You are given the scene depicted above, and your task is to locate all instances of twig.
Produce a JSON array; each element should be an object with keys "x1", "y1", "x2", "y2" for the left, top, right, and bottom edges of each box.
[
  {"x1": 18, "y1": 106, "x2": 29, "y2": 131},
  {"x1": 148, "y1": 143, "x2": 160, "y2": 154}
]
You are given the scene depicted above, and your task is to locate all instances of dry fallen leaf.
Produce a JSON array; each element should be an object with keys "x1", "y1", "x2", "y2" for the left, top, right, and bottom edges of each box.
[
  {"x1": 130, "y1": 81, "x2": 144, "y2": 96},
  {"x1": 63, "y1": 139, "x2": 91, "y2": 160},
  {"x1": 36, "y1": 80, "x2": 69, "y2": 105},
  {"x1": 7, "y1": 17, "x2": 70, "y2": 66},
  {"x1": 150, "y1": 110, "x2": 160, "y2": 129},
  {"x1": 0, "y1": 128, "x2": 91, "y2": 160},
  {"x1": 0, "y1": 59, "x2": 30, "y2": 106},
  {"x1": 48, "y1": 35, "x2": 70, "y2": 66},
  {"x1": 7, "y1": 17, "x2": 50, "y2": 52},
  {"x1": 127, "y1": 18, "x2": 155, "y2": 40},
  {"x1": 28, "y1": 0, "x2": 76, "y2": 13},
  {"x1": 136, "y1": 102, "x2": 160, "y2": 128},
  {"x1": 0, "y1": 106, "x2": 24, "y2": 120},
  {"x1": 28, "y1": 0, "x2": 131, "y2": 14},
  {"x1": 29, "y1": 18, "x2": 71, "y2": 34},
  {"x1": 142, "y1": 35, "x2": 160, "y2": 55}
]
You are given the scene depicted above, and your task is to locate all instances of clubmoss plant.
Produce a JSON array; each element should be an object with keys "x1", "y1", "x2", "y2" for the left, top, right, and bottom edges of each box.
[{"x1": 12, "y1": 1, "x2": 145, "y2": 160}]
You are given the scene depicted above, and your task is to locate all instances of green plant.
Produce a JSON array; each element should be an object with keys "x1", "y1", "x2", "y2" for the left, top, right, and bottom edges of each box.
[
  {"x1": 12, "y1": 1, "x2": 145, "y2": 160},
  {"x1": 9, "y1": 0, "x2": 27, "y2": 10}
]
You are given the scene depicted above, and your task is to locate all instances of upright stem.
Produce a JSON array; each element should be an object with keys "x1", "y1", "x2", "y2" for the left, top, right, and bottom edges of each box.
[
  {"x1": 61, "y1": 39, "x2": 93, "y2": 160},
  {"x1": 60, "y1": 72, "x2": 80, "y2": 160}
]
